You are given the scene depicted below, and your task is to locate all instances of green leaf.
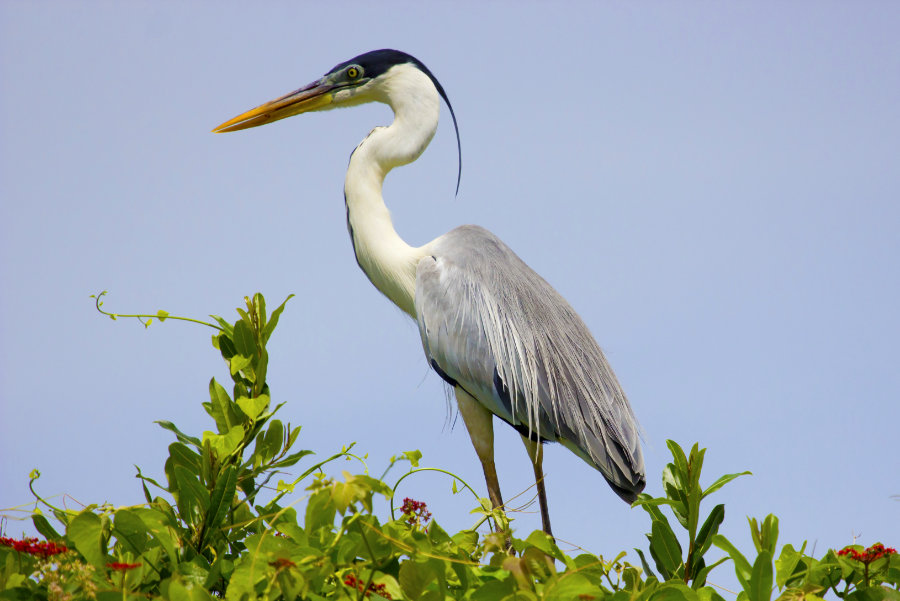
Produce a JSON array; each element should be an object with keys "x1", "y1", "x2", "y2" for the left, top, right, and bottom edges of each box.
[
  {"x1": 31, "y1": 514, "x2": 61, "y2": 541},
  {"x1": 263, "y1": 294, "x2": 294, "y2": 343},
  {"x1": 167, "y1": 577, "x2": 216, "y2": 601},
  {"x1": 635, "y1": 493, "x2": 678, "y2": 527},
  {"x1": 691, "y1": 557, "x2": 729, "y2": 589},
  {"x1": 713, "y1": 534, "x2": 752, "y2": 590},
  {"x1": 426, "y1": 521, "x2": 452, "y2": 549},
  {"x1": 687, "y1": 444, "x2": 706, "y2": 495},
  {"x1": 635, "y1": 547, "x2": 658, "y2": 580},
  {"x1": 235, "y1": 306, "x2": 250, "y2": 323},
  {"x1": 202, "y1": 425, "x2": 244, "y2": 459},
  {"x1": 210, "y1": 314, "x2": 233, "y2": 333},
  {"x1": 469, "y1": 579, "x2": 515, "y2": 601},
  {"x1": 520, "y1": 545, "x2": 555, "y2": 582},
  {"x1": 223, "y1": 555, "x2": 258, "y2": 601},
  {"x1": 749, "y1": 550, "x2": 773, "y2": 601},
  {"x1": 807, "y1": 553, "x2": 842, "y2": 589},
  {"x1": 112, "y1": 509, "x2": 150, "y2": 555},
  {"x1": 694, "y1": 504, "x2": 725, "y2": 564},
  {"x1": 649, "y1": 581, "x2": 699, "y2": 601},
  {"x1": 702, "y1": 471, "x2": 751, "y2": 499},
  {"x1": 67, "y1": 511, "x2": 105, "y2": 568},
  {"x1": 524, "y1": 530, "x2": 570, "y2": 566},
  {"x1": 254, "y1": 348, "x2": 268, "y2": 395},
  {"x1": 847, "y1": 588, "x2": 900, "y2": 601},
  {"x1": 666, "y1": 440, "x2": 689, "y2": 480},
  {"x1": 403, "y1": 449, "x2": 423, "y2": 467},
  {"x1": 2, "y1": 571, "x2": 28, "y2": 592},
  {"x1": 304, "y1": 489, "x2": 336, "y2": 534},
  {"x1": 336, "y1": 473, "x2": 391, "y2": 513},
  {"x1": 748, "y1": 517, "x2": 762, "y2": 553},
  {"x1": 135, "y1": 465, "x2": 166, "y2": 501},
  {"x1": 166, "y1": 442, "x2": 202, "y2": 493},
  {"x1": 748, "y1": 515, "x2": 781, "y2": 560},
  {"x1": 216, "y1": 332, "x2": 236, "y2": 359},
  {"x1": 174, "y1": 465, "x2": 210, "y2": 523},
  {"x1": 204, "y1": 465, "x2": 237, "y2": 540},
  {"x1": 177, "y1": 558, "x2": 211, "y2": 589},
  {"x1": 276, "y1": 568, "x2": 309, "y2": 601},
  {"x1": 697, "y1": 586, "x2": 728, "y2": 601},
  {"x1": 229, "y1": 354, "x2": 252, "y2": 376},
  {"x1": 256, "y1": 419, "x2": 283, "y2": 463},
  {"x1": 236, "y1": 394, "x2": 269, "y2": 421},
  {"x1": 633, "y1": 496, "x2": 676, "y2": 509},
  {"x1": 200, "y1": 438, "x2": 215, "y2": 486},
  {"x1": 206, "y1": 378, "x2": 239, "y2": 433},
  {"x1": 286, "y1": 425, "x2": 301, "y2": 448},
  {"x1": 399, "y1": 560, "x2": 436, "y2": 601},
  {"x1": 253, "y1": 293, "x2": 267, "y2": 326},
  {"x1": 544, "y1": 573, "x2": 598, "y2": 601},
  {"x1": 133, "y1": 507, "x2": 178, "y2": 563},
  {"x1": 231, "y1": 319, "x2": 255, "y2": 358},
  {"x1": 572, "y1": 553, "x2": 609, "y2": 586},
  {"x1": 662, "y1": 464, "x2": 689, "y2": 529},
  {"x1": 156, "y1": 420, "x2": 203, "y2": 448},
  {"x1": 687, "y1": 472, "x2": 702, "y2": 541},
  {"x1": 157, "y1": 309, "x2": 169, "y2": 322},
  {"x1": 775, "y1": 543, "x2": 806, "y2": 588},
  {"x1": 650, "y1": 519, "x2": 684, "y2": 579},
  {"x1": 757, "y1": 514, "x2": 779, "y2": 555},
  {"x1": 270, "y1": 449, "x2": 314, "y2": 469}
]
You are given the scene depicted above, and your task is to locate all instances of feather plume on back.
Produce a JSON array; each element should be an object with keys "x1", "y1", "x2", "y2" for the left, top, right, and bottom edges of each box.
[{"x1": 416, "y1": 225, "x2": 645, "y2": 502}]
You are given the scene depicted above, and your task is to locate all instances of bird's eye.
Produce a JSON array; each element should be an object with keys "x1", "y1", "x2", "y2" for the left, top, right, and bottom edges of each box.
[{"x1": 347, "y1": 66, "x2": 360, "y2": 79}]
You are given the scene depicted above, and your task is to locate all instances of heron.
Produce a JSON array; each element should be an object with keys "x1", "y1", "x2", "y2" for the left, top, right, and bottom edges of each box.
[{"x1": 213, "y1": 49, "x2": 645, "y2": 536}]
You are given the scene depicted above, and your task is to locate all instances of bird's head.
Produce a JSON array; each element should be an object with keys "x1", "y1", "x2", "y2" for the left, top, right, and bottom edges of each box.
[
  {"x1": 212, "y1": 49, "x2": 456, "y2": 133},
  {"x1": 212, "y1": 48, "x2": 461, "y2": 191}
]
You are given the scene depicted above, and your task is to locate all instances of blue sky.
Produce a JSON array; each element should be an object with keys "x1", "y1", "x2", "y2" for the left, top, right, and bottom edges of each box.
[{"x1": 1, "y1": 1, "x2": 898, "y2": 589}]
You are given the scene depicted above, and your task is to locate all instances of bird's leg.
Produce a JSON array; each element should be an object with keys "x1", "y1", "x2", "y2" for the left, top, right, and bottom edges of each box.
[
  {"x1": 454, "y1": 388, "x2": 505, "y2": 517},
  {"x1": 522, "y1": 435, "x2": 553, "y2": 538}
]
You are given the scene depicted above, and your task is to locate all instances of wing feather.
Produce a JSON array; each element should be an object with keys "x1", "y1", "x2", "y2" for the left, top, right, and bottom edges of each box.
[{"x1": 415, "y1": 225, "x2": 645, "y2": 502}]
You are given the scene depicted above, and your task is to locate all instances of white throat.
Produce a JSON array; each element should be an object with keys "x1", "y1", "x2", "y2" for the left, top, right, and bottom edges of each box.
[{"x1": 344, "y1": 64, "x2": 441, "y2": 317}]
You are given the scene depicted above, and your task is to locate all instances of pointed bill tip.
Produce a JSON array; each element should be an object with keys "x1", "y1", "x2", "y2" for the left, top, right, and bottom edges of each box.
[{"x1": 211, "y1": 81, "x2": 336, "y2": 134}]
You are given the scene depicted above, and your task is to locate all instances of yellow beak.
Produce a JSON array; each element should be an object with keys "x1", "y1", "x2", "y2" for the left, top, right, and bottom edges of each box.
[{"x1": 212, "y1": 78, "x2": 336, "y2": 133}]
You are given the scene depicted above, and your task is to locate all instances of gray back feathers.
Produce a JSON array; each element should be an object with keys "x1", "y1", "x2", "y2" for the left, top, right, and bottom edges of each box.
[{"x1": 415, "y1": 225, "x2": 645, "y2": 501}]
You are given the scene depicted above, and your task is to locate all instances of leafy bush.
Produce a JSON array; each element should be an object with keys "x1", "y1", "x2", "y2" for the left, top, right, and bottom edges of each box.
[{"x1": 1, "y1": 293, "x2": 896, "y2": 601}]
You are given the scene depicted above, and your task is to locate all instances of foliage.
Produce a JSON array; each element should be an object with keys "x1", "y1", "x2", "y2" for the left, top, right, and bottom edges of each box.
[
  {"x1": 1, "y1": 293, "x2": 896, "y2": 600},
  {"x1": 633, "y1": 441, "x2": 749, "y2": 588}
]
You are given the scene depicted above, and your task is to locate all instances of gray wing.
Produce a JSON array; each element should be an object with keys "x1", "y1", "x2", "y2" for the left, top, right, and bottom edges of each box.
[{"x1": 415, "y1": 225, "x2": 645, "y2": 502}]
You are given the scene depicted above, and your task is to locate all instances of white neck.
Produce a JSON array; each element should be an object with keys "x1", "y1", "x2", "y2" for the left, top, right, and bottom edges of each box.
[{"x1": 344, "y1": 64, "x2": 439, "y2": 317}]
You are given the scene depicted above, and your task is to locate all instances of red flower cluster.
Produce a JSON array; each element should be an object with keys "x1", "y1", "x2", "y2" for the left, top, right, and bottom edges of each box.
[
  {"x1": 106, "y1": 562, "x2": 141, "y2": 571},
  {"x1": 343, "y1": 573, "x2": 391, "y2": 599},
  {"x1": 0, "y1": 536, "x2": 68, "y2": 558},
  {"x1": 400, "y1": 497, "x2": 432, "y2": 527},
  {"x1": 269, "y1": 557, "x2": 296, "y2": 569},
  {"x1": 837, "y1": 543, "x2": 897, "y2": 564}
]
